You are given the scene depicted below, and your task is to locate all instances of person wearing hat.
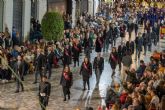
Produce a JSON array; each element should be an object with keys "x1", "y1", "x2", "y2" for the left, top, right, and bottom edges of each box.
[{"x1": 39, "y1": 75, "x2": 51, "y2": 110}]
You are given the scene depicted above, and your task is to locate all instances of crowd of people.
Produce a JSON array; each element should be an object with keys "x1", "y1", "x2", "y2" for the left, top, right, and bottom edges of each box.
[{"x1": 0, "y1": 0, "x2": 164, "y2": 110}]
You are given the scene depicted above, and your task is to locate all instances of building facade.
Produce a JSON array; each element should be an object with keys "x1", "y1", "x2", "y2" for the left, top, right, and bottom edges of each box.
[
  {"x1": 0, "y1": 0, "x2": 47, "y2": 41},
  {"x1": 0, "y1": 0, "x2": 99, "y2": 41}
]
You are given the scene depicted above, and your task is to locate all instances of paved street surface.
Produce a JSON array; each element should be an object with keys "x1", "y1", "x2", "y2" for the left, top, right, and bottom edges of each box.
[{"x1": 0, "y1": 27, "x2": 164, "y2": 110}]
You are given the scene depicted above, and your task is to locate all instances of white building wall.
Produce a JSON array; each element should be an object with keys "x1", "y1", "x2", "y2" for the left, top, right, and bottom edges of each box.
[
  {"x1": 94, "y1": 0, "x2": 99, "y2": 15},
  {"x1": 88, "y1": 0, "x2": 94, "y2": 16},
  {"x1": 72, "y1": 0, "x2": 76, "y2": 28},
  {"x1": 38, "y1": 0, "x2": 47, "y2": 23},
  {"x1": 3, "y1": 0, "x2": 13, "y2": 34},
  {"x1": 23, "y1": 0, "x2": 31, "y2": 41}
]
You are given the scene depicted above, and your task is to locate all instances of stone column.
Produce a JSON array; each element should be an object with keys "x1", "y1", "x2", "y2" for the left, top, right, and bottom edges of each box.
[
  {"x1": 38, "y1": 0, "x2": 47, "y2": 23},
  {"x1": 3, "y1": 0, "x2": 13, "y2": 33},
  {"x1": 22, "y1": 0, "x2": 31, "y2": 41},
  {"x1": 88, "y1": 0, "x2": 94, "y2": 16},
  {"x1": 72, "y1": 0, "x2": 76, "y2": 28}
]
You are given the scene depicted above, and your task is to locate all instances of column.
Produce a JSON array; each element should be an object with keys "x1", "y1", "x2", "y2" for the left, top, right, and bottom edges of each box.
[
  {"x1": 72, "y1": 0, "x2": 76, "y2": 28},
  {"x1": 3, "y1": 0, "x2": 13, "y2": 33},
  {"x1": 38, "y1": 0, "x2": 47, "y2": 23},
  {"x1": 88, "y1": 0, "x2": 94, "y2": 16},
  {"x1": 22, "y1": 0, "x2": 31, "y2": 41}
]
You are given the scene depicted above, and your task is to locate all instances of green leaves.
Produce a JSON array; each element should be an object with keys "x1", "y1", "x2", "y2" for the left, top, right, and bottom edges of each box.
[{"x1": 41, "y1": 12, "x2": 64, "y2": 41}]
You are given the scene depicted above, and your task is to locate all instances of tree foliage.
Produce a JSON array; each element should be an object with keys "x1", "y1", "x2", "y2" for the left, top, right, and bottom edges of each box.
[{"x1": 41, "y1": 12, "x2": 64, "y2": 41}]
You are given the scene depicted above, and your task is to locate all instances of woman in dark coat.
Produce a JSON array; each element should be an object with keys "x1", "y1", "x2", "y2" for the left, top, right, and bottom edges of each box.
[
  {"x1": 120, "y1": 23, "x2": 126, "y2": 41},
  {"x1": 72, "y1": 41, "x2": 81, "y2": 67},
  {"x1": 109, "y1": 47, "x2": 118, "y2": 77},
  {"x1": 60, "y1": 65, "x2": 73, "y2": 101},
  {"x1": 80, "y1": 57, "x2": 92, "y2": 90},
  {"x1": 95, "y1": 33, "x2": 103, "y2": 53},
  {"x1": 63, "y1": 44, "x2": 72, "y2": 66},
  {"x1": 118, "y1": 45, "x2": 122, "y2": 71}
]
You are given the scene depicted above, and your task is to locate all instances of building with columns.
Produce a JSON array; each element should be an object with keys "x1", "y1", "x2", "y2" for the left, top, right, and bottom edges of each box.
[{"x1": 0, "y1": 0, "x2": 99, "y2": 41}]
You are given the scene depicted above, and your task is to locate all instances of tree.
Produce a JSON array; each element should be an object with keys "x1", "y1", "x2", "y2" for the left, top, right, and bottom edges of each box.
[{"x1": 41, "y1": 12, "x2": 64, "y2": 41}]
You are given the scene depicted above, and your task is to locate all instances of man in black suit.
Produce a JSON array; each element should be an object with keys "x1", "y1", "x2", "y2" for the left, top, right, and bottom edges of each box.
[
  {"x1": 33, "y1": 48, "x2": 44, "y2": 84},
  {"x1": 72, "y1": 42, "x2": 81, "y2": 67},
  {"x1": 39, "y1": 75, "x2": 51, "y2": 110},
  {"x1": 44, "y1": 47, "x2": 54, "y2": 79},
  {"x1": 14, "y1": 55, "x2": 24, "y2": 93},
  {"x1": 93, "y1": 53, "x2": 104, "y2": 86}
]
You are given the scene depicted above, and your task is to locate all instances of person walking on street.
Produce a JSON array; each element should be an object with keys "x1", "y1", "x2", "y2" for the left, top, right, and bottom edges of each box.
[
  {"x1": 44, "y1": 47, "x2": 54, "y2": 79},
  {"x1": 109, "y1": 47, "x2": 118, "y2": 77},
  {"x1": 39, "y1": 76, "x2": 51, "y2": 110},
  {"x1": 121, "y1": 52, "x2": 132, "y2": 82},
  {"x1": 135, "y1": 32, "x2": 143, "y2": 61},
  {"x1": 93, "y1": 53, "x2": 104, "y2": 86},
  {"x1": 84, "y1": 33, "x2": 92, "y2": 61},
  {"x1": 63, "y1": 44, "x2": 72, "y2": 66},
  {"x1": 72, "y1": 41, "x2": 81, "y2": 67},
  {"x1": 95, "y1": 33, "x2": 103, "y2": 53},
  {"x1": 33, "y1": 48, "x2": 44, "y2": 84},
  {"x1": 14, "y1": 55, "x2": 24, "y2": 93},
  {"x1": 80, "y1": 57, "x2": 92, "y2": 90},
  {"x1": 60, "y1": 65, "x2": 73, "y2": 101}
]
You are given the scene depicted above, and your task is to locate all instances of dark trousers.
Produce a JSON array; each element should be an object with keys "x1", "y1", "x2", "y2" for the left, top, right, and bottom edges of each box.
[
  {"x1": 34, "y1": 70, "x2": 42, "y2": 82},
  {"x1": 144, "y1": 45, "x2": 147, "y2": 55},
  {"x1": 62, "y1": 86, "x2": 70, "y2": 98},
  {"x1": 16, "y1": 78, "x2": 24, "y2": 91},
  {"x1": 73, "y1": 57, "x2": 79, "y2": 67},
  {"x1": 135, "y1": 48, "x2": 141, "y2": 60},
  {"x1": 39, "y1": 96, "x2": 48, "y2": 110},
  {"x1": 95, "y1": 69, "x2": 101, "y2": 86},
  {"x1": 128, "y1": 32, "x2": 132, "y2": 40},
  {"x1": 45, "y1": 63, "x2": 52, "y2": 79},
  {"x1": 84, "y1": 48, "x2": 91, "y2": 61},
  {"x1": 148, "y1": 44, "x2": 152, "y2": 52},
  {"x1": 83, "y1": 78, "x2": 90, "y2": 90},
  {"x1": 118, "y1": 61, "x2": 122, "y2": 71}
]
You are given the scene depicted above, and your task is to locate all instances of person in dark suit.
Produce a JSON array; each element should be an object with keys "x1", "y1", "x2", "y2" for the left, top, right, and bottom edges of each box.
[
  {"x1": 72, "y1": 41, "x2": 81, "y2": 67},
  {"x1": 44, "y1": 47, "x2": 54, "y2": 79},
  {"x1": 33, "y1": 48, "x2": 44, "y2": 84},
  {"x1": 39, "y1": 75, "x2": 51, "y2": 110},
  {"x1": 83, "y1": 34, "x2": 91, "y2": 60},
  {"x1": 120, "y1": 23, "x2": 126, "y2": 41},
  {"x1": 93, "y1": 53, "x2": 104, "y2": 86},
  {"x1": 127, "y1": 19, "x2": 134, "y2": 40},
  {"x1": 95, "y1": 33, "x2": 103, "y2": 53},
  {"x1": 14, "y1": 55, "x2": 24, "y2": 93},
  {"x1": 80, "y1": 57, "x2": 92, "y2": 90},
  {"x1": 109, "y1": 47, "x2": 118, "y2": 77},
  {"x1": 117, "y1": 45, "x2": 123, "y2": 71},
  {"x1": 60, "y1": 66, "x2": 73, "y2": 101},
  {"x1": 63, "y1": 44, "x2": 72, "y2": 66}
]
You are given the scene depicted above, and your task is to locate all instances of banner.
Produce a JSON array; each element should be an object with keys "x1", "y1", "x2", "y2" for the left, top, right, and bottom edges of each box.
[{"x1": 160, "y1": 26, "x2": 165, "y2": 39}]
